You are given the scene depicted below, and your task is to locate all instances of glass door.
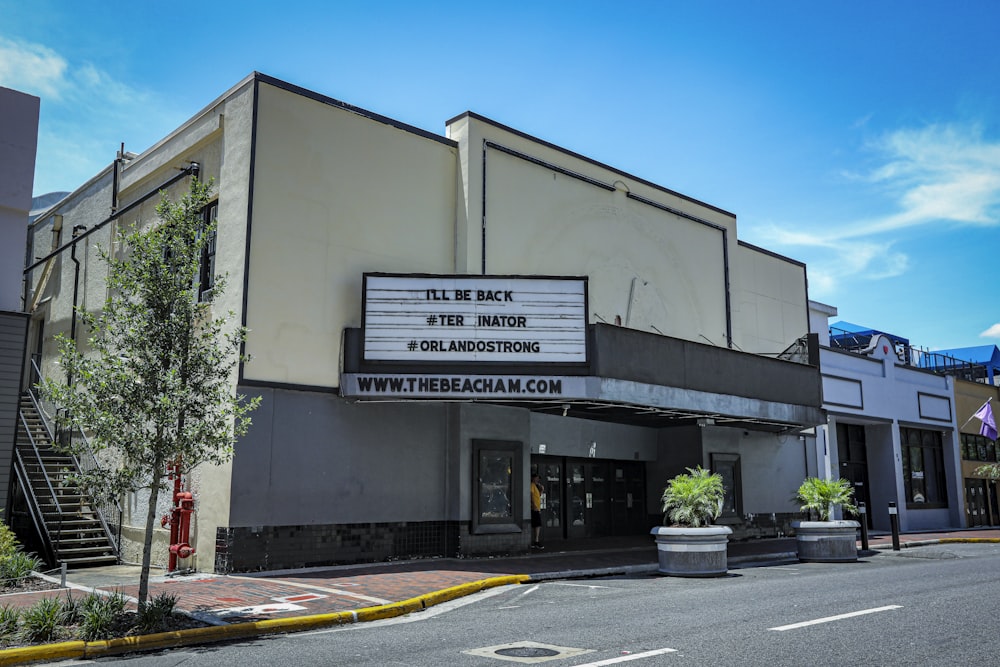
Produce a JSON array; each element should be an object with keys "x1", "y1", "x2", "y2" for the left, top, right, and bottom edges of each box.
[
  {"x1": 537, "y1": 459, "x2": 563, "y2": 543},
  {"x1": 567, "y1": 461, "x2": 588, "y2": 539},
  {"x1": 587, "y1": 461, "x2": 611, "y2": 537},
  {"x1": 966, "y1": 479, "x2": 988, "y2": 527}
]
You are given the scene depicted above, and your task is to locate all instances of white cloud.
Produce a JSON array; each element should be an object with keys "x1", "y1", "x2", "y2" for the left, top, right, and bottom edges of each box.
[
  {"x1": 754, "y1": 121, "x2": 1000, "y2": 297},
  {"x1": 0, "y1": 37, "x2": 186, "y2": 194},
  {"x1": 0, "y1": 37, "x2": 68, "y2": 99},
  {"x1": 981, "y1": 323, "x2": 1000, "y2": 339}
]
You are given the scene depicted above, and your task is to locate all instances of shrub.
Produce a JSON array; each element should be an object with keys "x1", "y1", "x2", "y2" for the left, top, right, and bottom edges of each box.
[
  {"x1": 0, "y1": 521, "x2": 19, "y2": 561},
  {"x1": 60, "y1": 592, "x2": 82, "y2": 625},
  {"x1": 660, "y1": 466, "x2": 724, "y2": 527},
  {"x1": 0, "y1": 551, "x2": 43, "y2": 587},
  {"x1": 19, "y1": 598, "x2": 61, "y2": 643},
  {"x1": 79, "y1": 590, "x2": 127, "y2": 642},
  {"x1": 796, "y1": 477, "x2": 856, "y2": 521},
  {"x1": 0, "y1": 605, "x2": 19, "y2": 638},
  {"x1": 137, "y1": 592, "x2": 178, "y2": 635}
]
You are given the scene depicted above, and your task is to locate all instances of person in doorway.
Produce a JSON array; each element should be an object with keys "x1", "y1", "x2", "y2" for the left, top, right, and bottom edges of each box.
[{"x1": 531, "y1": 474, "x2": 544, "y2": 550}]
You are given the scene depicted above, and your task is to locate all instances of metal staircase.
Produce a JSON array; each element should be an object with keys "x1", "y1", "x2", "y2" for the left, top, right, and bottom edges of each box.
[{"x1": 14, "y1": 393, "x2": 119, "y2": 567}]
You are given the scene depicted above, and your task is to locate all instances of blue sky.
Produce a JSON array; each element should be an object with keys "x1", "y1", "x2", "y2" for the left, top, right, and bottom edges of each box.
[{"x1": 3, "y1": 1, "x2": 999, "y2": 352}]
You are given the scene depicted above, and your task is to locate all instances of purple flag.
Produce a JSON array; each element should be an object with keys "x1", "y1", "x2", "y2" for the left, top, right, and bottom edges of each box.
[{"x1": 974, "y1": 400, "x2": 998, "y2": 441}]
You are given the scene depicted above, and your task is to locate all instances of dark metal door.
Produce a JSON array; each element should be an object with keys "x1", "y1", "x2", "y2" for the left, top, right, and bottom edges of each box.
[{"x1": 837, "y1": 423, "x2": 872, "y2": 527}]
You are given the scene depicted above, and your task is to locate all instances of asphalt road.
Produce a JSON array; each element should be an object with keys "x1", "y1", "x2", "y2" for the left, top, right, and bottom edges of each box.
[{"x1": 61, "y1": 543, "x2": 1000, "y2": 666}]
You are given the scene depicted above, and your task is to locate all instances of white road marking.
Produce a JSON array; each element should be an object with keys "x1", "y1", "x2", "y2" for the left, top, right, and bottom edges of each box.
[
  {"x1": 211, "y1": 602, "x2": 307, "y2": 617},
  {"x1": 304, "y1": 584, "x2": 524, "y2": 633},
  {"x1": 570, "y1": 647, "x2": 677, "y2": 665},
  {"x1": 550, "y1": 582, "x2": 613, "y2": 589},
  {"x1": 519, "y1": 584, "x2": 541, "y2": 597},
  {"x1": 227, "y1": 574, "x2": 392, "y2": 605},
  {"x1": 769, "y1": 605, "x2": 903, "y2": 631}
]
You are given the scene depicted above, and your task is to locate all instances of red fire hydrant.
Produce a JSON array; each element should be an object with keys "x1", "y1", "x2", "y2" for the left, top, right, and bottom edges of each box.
[{"x1": 161, "y1": 463, "x2": 196, "y2": 572}]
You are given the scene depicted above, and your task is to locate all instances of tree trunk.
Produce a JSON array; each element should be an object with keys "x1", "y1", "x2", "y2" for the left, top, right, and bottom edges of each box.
[{"x1": 137, "y1": 457, "x2": 164, "y2": 612}]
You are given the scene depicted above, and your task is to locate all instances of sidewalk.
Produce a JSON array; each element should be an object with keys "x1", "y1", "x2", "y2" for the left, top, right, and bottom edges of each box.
[{"x1": 2, "y1": 528, "x2": 999, "y2": 662}]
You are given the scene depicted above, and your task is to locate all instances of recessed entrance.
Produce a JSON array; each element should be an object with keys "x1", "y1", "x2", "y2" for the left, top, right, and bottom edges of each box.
[{"x1": 533, "y1": 455, "x2": 646, "y2": 542}]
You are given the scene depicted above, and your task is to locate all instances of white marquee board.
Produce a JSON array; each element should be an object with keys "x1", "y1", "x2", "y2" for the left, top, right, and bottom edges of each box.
[{"x1": 363, "y1": 275, "x2": 587, "y2": 363}]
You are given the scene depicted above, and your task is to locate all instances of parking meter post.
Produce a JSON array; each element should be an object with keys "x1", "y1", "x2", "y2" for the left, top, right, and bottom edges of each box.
[
  {"x1": 858, "y1": 502, "x2": 869, "y2": 551},
  {"x1": 888, "y1": 501, "x2": 900, "y2": 551}
]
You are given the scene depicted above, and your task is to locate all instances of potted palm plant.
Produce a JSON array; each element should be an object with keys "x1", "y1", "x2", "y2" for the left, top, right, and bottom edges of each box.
[
  {"x1": 792, "y1": 476, "x2": 860, "y2": 562},
  {"x1": 650, "y1": 466, "x2": 733, "y2": 577}
]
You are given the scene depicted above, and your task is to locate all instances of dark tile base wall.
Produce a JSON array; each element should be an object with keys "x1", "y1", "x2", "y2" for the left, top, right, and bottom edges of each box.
[{"x1": 214, "y1": 520, "x2": 530, "y2": 573}]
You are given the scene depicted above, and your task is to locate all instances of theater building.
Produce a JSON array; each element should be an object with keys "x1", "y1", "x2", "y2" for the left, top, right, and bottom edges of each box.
[{"x1": 20, "y1": 73, "x2": 825, "y2": 572}]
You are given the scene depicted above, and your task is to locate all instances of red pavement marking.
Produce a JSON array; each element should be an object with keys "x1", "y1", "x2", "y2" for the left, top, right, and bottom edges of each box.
[{"x1": 281, "y1": 594, "x2": 322, "y2": 602}]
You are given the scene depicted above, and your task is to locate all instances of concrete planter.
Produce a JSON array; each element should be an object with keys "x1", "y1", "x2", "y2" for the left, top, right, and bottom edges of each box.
[
  {"x1": 792, "y1": 520, "x2": 860, "y2": 562},
  {"x1": 650, "y1": 525, "x2": 733, "y2": 577}
]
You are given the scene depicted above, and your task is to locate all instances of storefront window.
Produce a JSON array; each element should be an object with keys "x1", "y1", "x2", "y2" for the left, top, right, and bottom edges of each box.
[
  {"x1": 472, "y1": 440, "x2": 522, "y2": 533},
  {"x1": 900, "y1": 427, "x2": 948, "y2": 508},
  {"x1": 961, "y1": 433, "x2": 997, "y2": 462}
]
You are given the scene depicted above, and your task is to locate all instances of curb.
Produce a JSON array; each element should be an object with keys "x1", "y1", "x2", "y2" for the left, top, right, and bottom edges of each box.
[
  {"x1": 870, "y1": 537, "x2": 1000, "y2": 551},
  {"x1": 0, "y1": 575, "x2": 530, "y2": 666}
]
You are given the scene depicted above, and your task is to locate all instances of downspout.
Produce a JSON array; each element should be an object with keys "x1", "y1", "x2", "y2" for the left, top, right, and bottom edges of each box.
[{"x1": 68, "y1": 224, "x2": 87, "y2": 385}]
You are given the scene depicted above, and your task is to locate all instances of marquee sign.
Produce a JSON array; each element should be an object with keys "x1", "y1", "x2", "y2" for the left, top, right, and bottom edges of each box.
[{"x1": 362, "y1": 275, "x2": 588, "y2": 363}]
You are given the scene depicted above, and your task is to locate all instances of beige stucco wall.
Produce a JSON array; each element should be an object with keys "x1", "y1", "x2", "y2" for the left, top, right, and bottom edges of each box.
[
  {"x1": 731, "y1": 242, "x2": 809, "y2": 354},
  {"x1": 242, "y1": 81, "x2": 458, "y2": 387},
  {"x1": 24, "y1": 77, "x2": 257, "y2": 571},
  {"x1": 447, "y1": 114, "x2": 801, "y2": 349}
]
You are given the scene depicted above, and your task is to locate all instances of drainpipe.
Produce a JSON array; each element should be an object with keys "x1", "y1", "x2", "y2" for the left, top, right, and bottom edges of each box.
[{"x1": 68, "y1": 224, "x2": 87, "y2": 384}]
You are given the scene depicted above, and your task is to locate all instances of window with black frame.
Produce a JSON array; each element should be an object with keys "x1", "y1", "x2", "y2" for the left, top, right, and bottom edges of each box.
[
  {"x1": 197, "y1": 201, "x2": 218, "y2": 301},
  {"x1": 472, "y1": 439, "x2": 522, "y2": 533},
  {"x1": 901, "y1": 427, "x2": 948, "y2": 507},
  {"x1": 961, "y1": 433, "x2": 997, "y2": 462}
]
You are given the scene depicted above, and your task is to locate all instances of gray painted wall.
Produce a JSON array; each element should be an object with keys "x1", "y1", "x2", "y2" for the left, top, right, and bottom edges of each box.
[
  {"x1": 230, "y1": 387, "x2": 451, "y2": 526},
  {"x1": 0, "y1": 312, "x2": 28, "y2": 517},
  {"x1": 649, "y1": 426, "x2": 703, "y2": 513},
  {"x1": 593, "y1": 324, "x2": 822, "y2": 407},
  {"x1": 528, "y1": 412, "x2": 658, "y2": 462}
]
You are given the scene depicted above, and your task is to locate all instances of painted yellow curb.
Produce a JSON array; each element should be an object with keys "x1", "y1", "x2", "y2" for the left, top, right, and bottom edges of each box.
[
  {"x1": 939, "y1": 537, "x2": 1000, "y2": 543},
  {"x1": 0, "y1": 641, "x2": 85, "y2": 666},
  {"x1": 0, "y1": 575, "x2": 530, "y2": 665}
]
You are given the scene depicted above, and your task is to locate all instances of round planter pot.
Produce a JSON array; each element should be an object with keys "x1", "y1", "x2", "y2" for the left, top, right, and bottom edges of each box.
[
  {"x1": 650, "y1": 525, "x2": 733, "y2": 577},
  {"x1": 792, "y1": 520, "x2": 860, "y2": 563}
]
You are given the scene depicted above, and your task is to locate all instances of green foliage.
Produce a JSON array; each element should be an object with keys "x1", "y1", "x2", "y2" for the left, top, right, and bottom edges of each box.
[
  {"x1": 60, "y1": 591, "x2": 82, "y2": 625},
  {"x1": 38, "y1": 178, "x2": 260, "y2": 609},
  {"x1": 136, "y1": 591, "x2": 178, "y2": 634},
  {"x1": 0, "y1": 521, "x2": 19, "y2": 561},
  {"x1": 78, "y1": 591, "x2": 127, "y2": 641},
  {"x1": 660, "y1": 466, "x2": 725, "y2": 527},
  {"x1": 0, "y1": 606, "x2": 19, "y2": 638},
  {"x1": 0, "y1": 551, "x2": 42, "y2": 585},
  {"x1": 19, "y1": 598, "x2": 61, "y2": 643},
  {"x1": 976, "y1": 463, "x2": 1000, "y2": 480},
  {"x1": 796, "y1": 477, "x2": 856, "y2": 521}
]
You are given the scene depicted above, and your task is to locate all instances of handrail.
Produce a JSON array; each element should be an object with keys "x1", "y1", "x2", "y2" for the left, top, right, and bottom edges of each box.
[
  {"x1": 29, "y1": 358, "x2": 123, "y2": 557},
  {"x1": 11, "y1": 451, "x2": 57, "y2": 566},
  {"x1": 66, "y1": 430, "x2": 122, "y2": 555},
  {"x1": 17, "y1": 409, "x2": 63, "y2": 563}
]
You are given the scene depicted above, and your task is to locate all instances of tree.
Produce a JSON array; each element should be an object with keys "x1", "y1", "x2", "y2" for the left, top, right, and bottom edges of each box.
[{"x1": 41, "y1": 178, "x2": 259, "y2": 610}]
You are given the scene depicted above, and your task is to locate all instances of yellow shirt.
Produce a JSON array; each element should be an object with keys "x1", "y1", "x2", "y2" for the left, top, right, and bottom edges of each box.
[{"x1": 531, "y1": 483, "x2": 542, "y2": 511}]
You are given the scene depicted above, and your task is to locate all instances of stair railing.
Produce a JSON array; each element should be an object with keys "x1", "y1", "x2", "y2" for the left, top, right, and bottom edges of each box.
[
  {"x1": 64, "y1": 429, "x2": 122, "y2": 556},
  {"x1": 15, "y1": 409, "x2": 62, "y2": 565},
  {"x1": 28, "y1": 358, "x2": 123, "y2": 559}
]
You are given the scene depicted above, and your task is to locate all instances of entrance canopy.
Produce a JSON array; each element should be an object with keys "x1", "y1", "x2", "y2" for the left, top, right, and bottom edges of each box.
[{"x1": 342, "y1": 324, "x2": 825, "y2": 432}]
